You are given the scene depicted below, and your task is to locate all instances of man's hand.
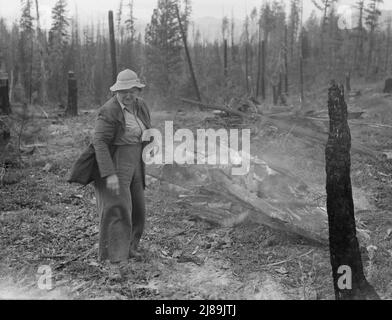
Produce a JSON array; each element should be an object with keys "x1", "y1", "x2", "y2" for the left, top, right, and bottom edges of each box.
[{"x1": 106, "y1": 174, "x2": 120, "y2": 196}]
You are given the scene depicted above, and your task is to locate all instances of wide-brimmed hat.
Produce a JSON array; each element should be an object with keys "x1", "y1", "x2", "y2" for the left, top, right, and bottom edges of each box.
[{"x1": 110, "y1": 69, "x2": 146, "y2": 92}]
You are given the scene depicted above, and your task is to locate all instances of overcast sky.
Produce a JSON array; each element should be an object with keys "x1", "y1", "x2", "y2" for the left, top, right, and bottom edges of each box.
[{"x1": 1, "y1": 0, "x2": 392, "y2": 28}]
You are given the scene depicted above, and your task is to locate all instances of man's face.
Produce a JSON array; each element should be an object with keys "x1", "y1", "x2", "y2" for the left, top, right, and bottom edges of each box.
[{"x1": 116, "y1": 88, "x2": 140, "y2": 106}]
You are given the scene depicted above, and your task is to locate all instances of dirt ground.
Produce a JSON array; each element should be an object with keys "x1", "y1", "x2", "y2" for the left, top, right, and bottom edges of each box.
[{"x1": 1, "y1": 81, "x2": 392, "y2": 300}]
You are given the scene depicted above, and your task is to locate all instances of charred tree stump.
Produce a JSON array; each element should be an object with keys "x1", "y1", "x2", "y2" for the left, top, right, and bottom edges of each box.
[
  {"x1": 66, "y1": 71, "x2": 78, "y2": 117},
  {"x1": 383, "y1": 78, "x2": 392, "y2": 93},
  {"x1": 0, "y1": 118, "x2": 11, "y2": 157},
  {"x1": 272, "y1": 84, "x2": 278, "y2": 106},
  {"x1": 0, "y1": 70, "x2": 11, "y2": 115},
  {"x1": 326, "y1": 82, "x2": 379, "y2": 300},
  {"x1": 345, "y1": 72, "x2": 351, "y2": 93},
  {"x1": 108, "y1": 11, "x2": 117, "y2": 84}
]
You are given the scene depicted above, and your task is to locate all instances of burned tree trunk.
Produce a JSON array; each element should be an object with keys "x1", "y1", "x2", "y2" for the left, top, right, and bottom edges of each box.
[
  {"x1": 284, "y1": 25, "x2": 289, "y2": 96},
  {"x1": 272, "y1": 84, "x2": 278, "y2": 106},
  {"x1": 108, "y1": 11, "x2": 117, "y2": 84},
  {"x1": 261, "y1": 40, "x2": 266, "y2": 101},
  {"x1": 256, "y1": 40, "x2": 266, "y2": 100},
  {"x1": 383, "y1": 78, "x2": 392, "y2": 93},
  {"x1": 278, "y1": 72, "x2": 287, "y2": 105},
  {"x1": 299, "y1": 56, "x2": 304, "y2": 107},
  {"x1": 0, "y1": 118, "x2": 10, "y2": 156},
  {"x1": 256, "y1": 30, "x2": 262, "y2": 98},
  {"x1": 326, "y1": 82, "x2": 379, "y2": 300},
  {"x1": 0, "y1": 70, "x2": 11, "y2": 115},
  {"x1": 272, "y1": 74, "x2": 286, "y2": 107},
  {"x1": 175, "y1": 4, "x2": 202, "y2": 103},
  {"x1": 66, "y1": 71, "x2": 78, "y2": 117},
  {"x1": 345, "y1": 72, "x2": 351, "y2": 93},
  {"x1": 245, "y1": 42, "x2": 250, "y2": 94},
  {"x1": 224, "y1": 39, "x2": 228, "y2": 78}
]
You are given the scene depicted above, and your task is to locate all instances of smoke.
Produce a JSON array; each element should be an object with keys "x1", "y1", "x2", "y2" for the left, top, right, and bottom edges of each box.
[{"x1": 0, "y1": 279, "x2": 68, "y2": 300}]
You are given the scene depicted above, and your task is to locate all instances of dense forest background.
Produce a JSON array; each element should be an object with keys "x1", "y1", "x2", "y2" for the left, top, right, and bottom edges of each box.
[{"x1": 0, "y1": 0, "x2": 390, "y2": 108}]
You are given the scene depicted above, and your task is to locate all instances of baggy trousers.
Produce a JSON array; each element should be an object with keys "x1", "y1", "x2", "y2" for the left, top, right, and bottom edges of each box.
[{"x1": 94, "y1": 144, "x2": 145, "y2": 263}]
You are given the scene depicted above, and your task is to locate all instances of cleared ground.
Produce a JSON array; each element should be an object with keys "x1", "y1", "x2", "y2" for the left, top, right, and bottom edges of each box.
[{"x1": 1, "y1": 81, "x2": 391, "y2": 300}]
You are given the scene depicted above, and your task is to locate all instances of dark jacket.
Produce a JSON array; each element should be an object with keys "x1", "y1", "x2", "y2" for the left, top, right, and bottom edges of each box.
[{"x1": 67, "y1": 96, "x2": 152, "y2": 189}]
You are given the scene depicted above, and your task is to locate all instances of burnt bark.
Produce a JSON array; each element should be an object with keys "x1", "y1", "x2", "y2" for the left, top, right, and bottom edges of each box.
[
  {"x1": 0, "y1": 118, "x2": 10, "y2": 156},
  {"x1": 108, "y1": 11, "x2": 118, "y2": 84},
  {"x1": 278, "y1": 72, "x2": 287, "y2": 105},
  {"x1": 0, "y1": 70, "x2": 11, "y2": 115},
  {"x1": 284, "y1": 25, "x2": 289, "y2": 96},
  {"x1": 245, "y1": 42, "x2": 250, "y2": 94},
  {"x1": 256, "y1": 40, "x2": 266, "y2": 100},
  {"x1": 66, "y1": 71, "x2": 78, "y2": 117},
  {"x1": 383, "y1": 78, "x2": 392, "y2": 93},
  {"x1": 326, "y1": 82, "x2": 379, "y2": 300},
  {"x1": 224, "y1": 39, "x2": 228, "y2": 78},
  {"x1": 345, "y1": 73, "x2": 351, "y2": 93},
  {"x1": 299, "y1": 56, "x2": 304, "y2": 107},
  {"x1": 272, "y1": 84, "x2": 278, "y2": 106},
  {"x1": 175, "y1": 4, "x2": 202, "y2": 103}
]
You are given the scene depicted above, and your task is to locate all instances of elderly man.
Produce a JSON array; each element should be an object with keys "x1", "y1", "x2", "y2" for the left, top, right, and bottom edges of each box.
[{"x1": 69, "y1": 69, "x2": 152, "y2": 280}]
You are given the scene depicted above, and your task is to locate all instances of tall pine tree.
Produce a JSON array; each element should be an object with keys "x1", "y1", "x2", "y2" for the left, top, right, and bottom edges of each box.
[
  {"x1": 48, "y1": 0, "x2": 69, "y2": 104},
  {"x1": 145, "y1": 0, "x2": 184, "y2": 95},
  {"x1": 19, "y1": 0, "x2": 34, "y2": 103}
]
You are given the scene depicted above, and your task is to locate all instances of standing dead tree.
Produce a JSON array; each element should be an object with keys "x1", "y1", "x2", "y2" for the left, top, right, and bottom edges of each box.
[
  {"x1": 66, "y1": 71, "x2": 77, "y2": 117},
  {"x1": 243, "y1": 16, "x2": 250, "y2": 94},
  {"x1": 0, "y1": 67, "x2": 11, "y2": 115},
  {"x1": 325, "y1": 82, "x2": 379, "y2": 300},
  {"x1": 385, "y1": 17, "x2": 392, "y2": 74},
  {"x1": 222, "y1": 16, "x2": 229, "y2": 79},
  {"x1": 175, "y1": 4, "x2": 201, "y2": 103},
  {"x1": 284, "y1": 24, "x2": 289, "y2": 96},
  {"x1": 365, "y1": 0, "x2": 383, "y2": 76},
  {"x1": 353, "y1": 0, "x2": 366, "y2": 75},
  {"x1": 345, "y1": 72, "x2": 351, "y2": 93},
  {"x1": 256, "y1": 40, "x2": 266, "y2": 100},
  {"x1": 298, "y1": 1, "x2": 305, "y2": 107},
  {"x1": 35, "y1": 0, "x2": 48, "y2": 105},
  {"x1": 299, "y1": 29, "x2": 305, "y2": 107},
  {"x1": 108, "y1": 10, "x2": 118, "y2": 84}
]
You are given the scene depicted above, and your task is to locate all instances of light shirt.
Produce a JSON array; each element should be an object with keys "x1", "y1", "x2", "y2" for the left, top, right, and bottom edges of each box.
[{"x1": 116, "y1": 99, "x2": 147, "y2": 145}]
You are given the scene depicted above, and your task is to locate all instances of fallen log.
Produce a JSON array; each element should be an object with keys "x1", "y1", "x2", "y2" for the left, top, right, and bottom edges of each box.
[
  {"x1": 303, "y1": 116, "x2": 392, "y2": 130},
  {"x1": 150, "y1": 164, "x2": 329, "y2": 245},
  {"x1": 209, "y1": 169, "x2": 329, "y2": 245},
  {"x1": 181, "y1": 98, "x2": 378, "y2": 159},
  {"x1": 148, "y1": 160, "x2": 370, "y2": 246},
  {"x1": 185, "y1": 204, "x2": 250, "y2": 228},
  {"x1": 266, "y1": 115, "x2": 377, "y2": 159},
  {"x1": 181, "y1": 98, "x2": 252, "y2": 118}
]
